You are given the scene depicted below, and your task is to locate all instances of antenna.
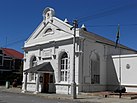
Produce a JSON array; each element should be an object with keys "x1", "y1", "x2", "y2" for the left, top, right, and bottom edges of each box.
[{"x1": 5, "y1": 36, "x2": 7, "y2": 48}]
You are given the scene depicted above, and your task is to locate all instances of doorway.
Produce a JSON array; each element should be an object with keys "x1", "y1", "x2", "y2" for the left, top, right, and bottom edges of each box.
[{"x1": 42, "y1": 73, "x2": 50, "y2": 93}]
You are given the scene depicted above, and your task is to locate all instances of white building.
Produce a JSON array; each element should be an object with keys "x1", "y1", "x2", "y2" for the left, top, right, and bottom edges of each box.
[
  {"x1": 22, "y1": 7, "x2": 137, "y2": 94},
  {"x1": 112, "y1": 54, "x2": 137, "y2": 92}
]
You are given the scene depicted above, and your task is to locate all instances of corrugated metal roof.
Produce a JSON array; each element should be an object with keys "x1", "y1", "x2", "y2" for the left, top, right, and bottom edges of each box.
[
  {"x1": 80, "y1": 29, "x2": 137, "y2": 52},
  {"x1": 24, "y1": 62, "x2": 54, "y2": 73},
  {"x1": 2, "y1": 48, "x2": 23, "y2": 59}
]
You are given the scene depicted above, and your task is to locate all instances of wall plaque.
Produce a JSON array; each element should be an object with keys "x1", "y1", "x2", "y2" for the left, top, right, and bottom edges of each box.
[{"x1": 42, "y1": 49, "x2": 52, "y2": 58}]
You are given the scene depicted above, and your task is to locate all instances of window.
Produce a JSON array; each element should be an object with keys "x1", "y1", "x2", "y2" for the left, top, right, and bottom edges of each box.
[
  {"x1": 0, "y1": 50, "x2": 3, "y2": 66},
  {"x1": 60, "y1": 52, "x2": 68, "y2": 82},
  {"x1": 0, "y1": 50, "x2": 3, "y2": 54},
  {"x1": 0, "y1": 55, "x2": 3, "y2": 66},
  {"x1": 90, "y1": 53, "x2": 100, "y2": 84},
  {"x1": 29, "y1": 56, "x2": 37, "y2": 81},
  {"x1": 43, "y1": 28, "x2": 53, "y2": 36},
  {"x1": 3, "y1": 60, "x2": 12, "y2": 69},
  {"x1": 44, "y1": 28, "x2": 52, "y2": 33}
]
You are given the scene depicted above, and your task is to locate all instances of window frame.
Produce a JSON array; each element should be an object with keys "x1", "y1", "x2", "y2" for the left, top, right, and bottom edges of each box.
[
  {"x1": 60, "y1": 52, "x2": 68, "y2": 82},
  {"x1": 90, "y1": 53, "x2": 100, "y2": 84},
  {"x1": 0, "y1": 54, "x2": 3, "y2": 66},
  {"x1": 91, "y1": 60, "x2": 100, "y2": 84},
  {"x1": 29, "y1": 56, "x2": 37, "y2": 81},
  {"x1": 0, "y1": 50, "x2": 3, "y2": 66},
  {"x1": 43, "y1": 28, "x2": 54, "y2": 36}
]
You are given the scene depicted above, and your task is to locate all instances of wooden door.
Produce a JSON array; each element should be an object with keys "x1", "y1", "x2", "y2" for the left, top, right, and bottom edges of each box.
[{"x1": 42, "y1": 73, "x2": 49, "y2": 93}]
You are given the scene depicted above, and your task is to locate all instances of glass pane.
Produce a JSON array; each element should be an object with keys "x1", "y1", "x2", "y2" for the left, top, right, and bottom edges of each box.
[
  {"x1": 65, "y1": 64, "x2": 68, "y2": 69},
  {"x1": 61, "y1": 71, "x2": 64, "y2": 81},
  {"x1": 4, "y1": 60, "x2": 11, "y2": 69},
  {"x1": 0, "y1": 56, "x2": 2, "y2": 65},
  {"x1": 65, "y1": 71, "x2": 67, "y2": 81},
  {"x1": 30, "y1": 73, "x2": 34, "y2": 80},
  {"x1": 0, "y1": 50, "x2": 2, "y2": 54},
  {"x1": 61, "y1": 60, "x2": 63, "y2": 64},
  {"x1": 66, "y1": 59, "x2": 68, "y2": 65},
  {"x1": 60, "y1": 52, "x2": 69, "y2": 82},
  {"x1": 61, "y1": 65, "x2": 64, "y2": 70},
  {"x1": 62, "y1": 59, "x2": 64, "y2": 64},
  {"x1": 61, "y1": 52, "x2": 68, "y2": 59}
]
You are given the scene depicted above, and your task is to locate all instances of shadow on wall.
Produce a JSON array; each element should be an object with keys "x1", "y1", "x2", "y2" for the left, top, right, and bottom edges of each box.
[{"x1": 107, "y1": 55, "x2": 119, "y2": 91}]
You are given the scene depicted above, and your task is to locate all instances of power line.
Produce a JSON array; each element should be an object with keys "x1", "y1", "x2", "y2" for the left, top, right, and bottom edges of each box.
[
  {"x1": 2, "y1": 1, "x2": 137, "y2": 48},
  {"x1": 3, "y1": 23, "x2": 136, "y2": 47},
  {"x1": 1, "y1": 38, "x2": 26, "y2": 48},
  {"x1": 77, "y1": 1, "x2": 137, "y2": 23},
  {"x1": 2, "y1": 22, "x2": 137, "y2": 48},
  {"x1": 85, "y1": 23, "x2": 137, "y2": 28}
]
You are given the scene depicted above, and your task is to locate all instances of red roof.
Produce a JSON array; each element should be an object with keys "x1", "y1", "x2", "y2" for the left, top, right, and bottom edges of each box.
[{"x1": 2, "y1": 48, "x2": 23, "y2": 59}]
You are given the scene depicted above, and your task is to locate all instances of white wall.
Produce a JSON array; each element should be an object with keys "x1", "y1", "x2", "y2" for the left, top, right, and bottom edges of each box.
[
  {"x1": 23, "y1": 38, "x2": 81, "y2": 94},
  {"x1": 112, "y1": 54, "x2": 137, "y2": 92},
  {"x1": 80, "y1": 37, "x2": 107, "y2": 92},
  {"x1": 106, "y1": 45, "x2": 137, "y2": 91},
  {"x1": 23, "y1": 7, "x2": 137, "y2": 94}
]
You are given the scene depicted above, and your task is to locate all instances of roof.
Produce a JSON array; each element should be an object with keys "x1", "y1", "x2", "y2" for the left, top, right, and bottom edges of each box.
[
  {"x1": 24, "y1": 62, "x2": 54, "y2": 73},
  {"x1": 2, "y1": 48, "x2": 23, "y2": 59},
  {"x1": 23, "y1": 7, "x2": 137, "y2": 53},
  {"x1": 80, "y1": 30, "x2": 137, "y2": 52},
  {"x1": 112, "y1": 54, "x2": 137, "y2": 58}
]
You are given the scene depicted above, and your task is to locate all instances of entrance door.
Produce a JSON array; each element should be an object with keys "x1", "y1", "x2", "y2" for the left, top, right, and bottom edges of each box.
[{"x1": 42, "y1": 73, "x2": 49, "y2": 93}]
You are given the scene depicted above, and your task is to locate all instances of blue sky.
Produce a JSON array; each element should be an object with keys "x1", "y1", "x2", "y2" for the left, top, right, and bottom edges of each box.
[{"x1": 0, "y1": 0, "x2": 137, "y2": 53}]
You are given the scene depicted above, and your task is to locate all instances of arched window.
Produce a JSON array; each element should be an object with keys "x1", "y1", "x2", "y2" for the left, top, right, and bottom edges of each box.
[
  {"x1": 60, "y1": 52, "x2": 68, "y2": 82},
  {"x1": 43, "y1": 28, "x2": 53, "y2": 36},
  {"x1": 90, "y1": 52, "x2": 100, "y2": 84},
  {"x1": 32, "y1": 56, "x2": 37, "y2": 67},
  {"x1": 44, "y1": 28, "x2": 52, "y2": 34},
  {"x1": 29, "y1": 56, "x2": 37, "y2": 81}
]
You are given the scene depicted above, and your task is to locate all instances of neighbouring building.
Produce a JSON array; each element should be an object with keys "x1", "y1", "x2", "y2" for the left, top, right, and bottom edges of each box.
[
  {"x1": 0, "y1": 48, "x2": 23, "y2": 85},
  {"x1": 22, "y1": 7, "x2": 137, "y2": 94},
  {"x1": 112, "y1": 54, "x2": 137, "y2": 92}
]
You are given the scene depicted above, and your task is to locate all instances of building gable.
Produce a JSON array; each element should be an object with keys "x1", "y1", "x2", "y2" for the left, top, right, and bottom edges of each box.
[{"x1": 24, "y1": 7, "x2": 74, "y2": 48}]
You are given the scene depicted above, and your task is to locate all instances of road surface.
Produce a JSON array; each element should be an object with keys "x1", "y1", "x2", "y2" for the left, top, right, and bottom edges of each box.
[{"x1": 0, "y1": 91, "x2": 83, "y2": 103}]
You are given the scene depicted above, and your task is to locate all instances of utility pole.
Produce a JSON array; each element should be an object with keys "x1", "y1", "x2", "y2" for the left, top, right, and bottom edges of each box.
[{"x1": 71, "y1": 20, "x2": 78, "y2": 99}]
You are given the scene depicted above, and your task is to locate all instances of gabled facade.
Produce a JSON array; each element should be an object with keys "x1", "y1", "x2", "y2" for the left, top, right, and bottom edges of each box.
[{"x1": 22, "y1": 7, "x2": 137, "y2": 94}]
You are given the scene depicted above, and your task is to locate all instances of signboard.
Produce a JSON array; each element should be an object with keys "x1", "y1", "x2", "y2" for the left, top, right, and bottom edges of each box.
[{"x1": 42, "y1": 49, "x2": 52, "y2": 59}]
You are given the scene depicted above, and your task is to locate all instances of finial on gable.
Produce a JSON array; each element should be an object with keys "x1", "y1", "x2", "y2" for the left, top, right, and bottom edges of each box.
[
  {"x1": 81, "y1": 24, "x2": 87, "y2": 31},
  {"x1": 43, "y1": 7, "x2": 55, "y2": 23},
  {"x1": 64, "y1": 18, "x2": 69, "y2": 24}
]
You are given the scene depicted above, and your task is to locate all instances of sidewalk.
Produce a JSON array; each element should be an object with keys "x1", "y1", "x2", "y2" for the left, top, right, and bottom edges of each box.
[{"x1": 1, "y1": 86, "x2": 137, "y2": 103}]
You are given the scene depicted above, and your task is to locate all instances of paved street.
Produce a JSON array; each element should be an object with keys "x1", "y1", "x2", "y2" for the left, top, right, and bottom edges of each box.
[
  {"x1": 1, "y1": 87, "x2": 137, "y2": 103},
  {"x1": 0, "y1": 91, "x2": 81, "y2": 103}
]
